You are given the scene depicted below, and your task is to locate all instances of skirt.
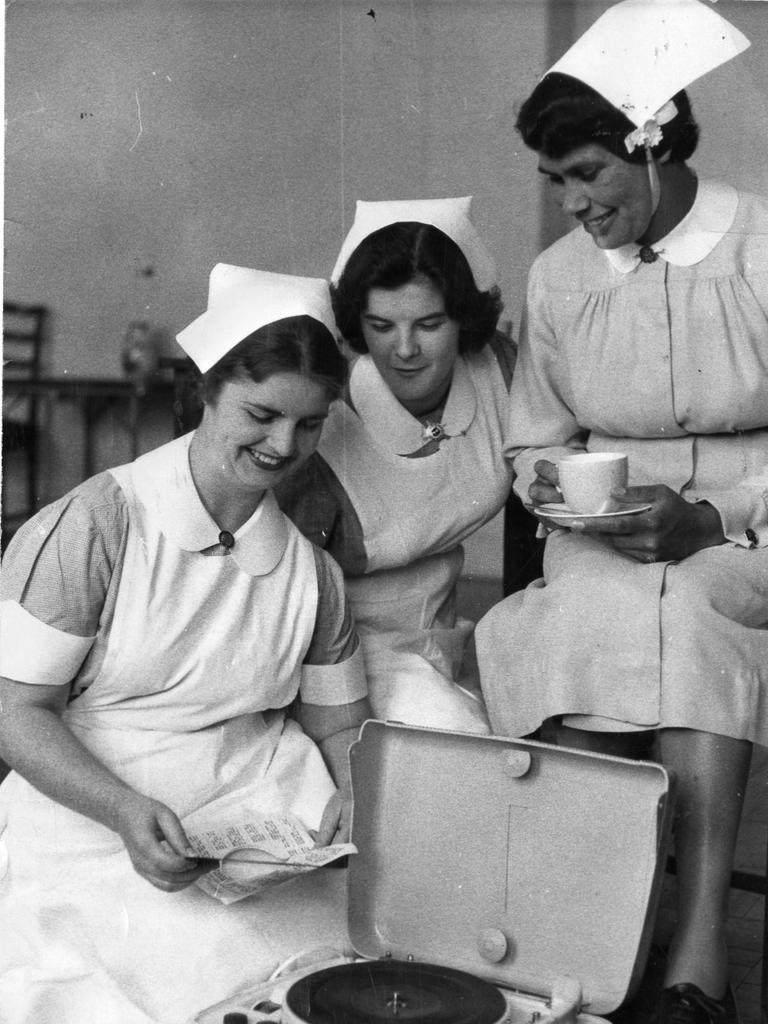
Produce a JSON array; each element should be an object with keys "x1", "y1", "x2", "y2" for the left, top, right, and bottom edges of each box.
[{"x1": 475, "y1": 529, "x2": 768, "y2": 743}]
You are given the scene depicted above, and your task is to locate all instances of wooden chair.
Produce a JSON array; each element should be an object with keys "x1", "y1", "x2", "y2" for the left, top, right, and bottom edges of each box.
[{"x1": 2, "y1": 302, "x2": 48, "y2": 547}]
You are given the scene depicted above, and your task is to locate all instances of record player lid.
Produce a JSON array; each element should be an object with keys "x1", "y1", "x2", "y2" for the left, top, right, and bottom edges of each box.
[{"x1": 346, "y1": 721, "x2": 673, "y2": 1017}]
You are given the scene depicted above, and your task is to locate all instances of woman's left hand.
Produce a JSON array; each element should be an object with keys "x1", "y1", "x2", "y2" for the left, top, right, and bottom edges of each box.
[
  {"x1": 294, "y1": 696, "x2": 369, "y2": 846},
  {"x1": 572, "y1": 484, "x2": 726, "y2": 563},
  {"x1": 313, "y1": 790, "x2": 352, "y2": 846}
]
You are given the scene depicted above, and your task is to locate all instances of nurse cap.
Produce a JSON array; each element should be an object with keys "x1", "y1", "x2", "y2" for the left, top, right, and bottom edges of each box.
[
  {"x1": 176, "y1": 264, "x2": 337, "y2": 374},
  {"x1": 330, "y1": 196, "x2": 497, "y2": 291},
  {"x1": 547, "y1": 0, "x2": 750, "y2": 152}
]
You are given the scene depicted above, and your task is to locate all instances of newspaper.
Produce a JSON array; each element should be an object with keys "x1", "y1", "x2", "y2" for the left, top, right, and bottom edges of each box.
[{"x1": 182, "y1": 799, "x2": 356, "y2": 905}]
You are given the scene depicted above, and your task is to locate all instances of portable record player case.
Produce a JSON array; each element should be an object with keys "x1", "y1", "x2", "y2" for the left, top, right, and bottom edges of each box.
[{"x1": 193, "y1": 720, "x2": 675, "y2": 1023}]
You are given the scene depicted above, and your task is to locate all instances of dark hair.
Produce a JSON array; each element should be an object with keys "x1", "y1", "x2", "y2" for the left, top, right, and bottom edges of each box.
[
  {"x1": 200, "y1": 314, "x2": 347, "y2": 405},
  {"x1": 515, "y1": 72, "x2": 699, "y2": 165},
  {"x1": 331, "y1": 222, "x2": 503, "y2": 355}
]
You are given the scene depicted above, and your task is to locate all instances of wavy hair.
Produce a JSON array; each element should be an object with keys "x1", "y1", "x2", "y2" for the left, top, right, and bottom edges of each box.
[
  {"x1": 332, "y1": 222, "x2": 503, "y2": 355},
  {"x1": 515, "y1": 72, "x2": 699, "y2": 165}
]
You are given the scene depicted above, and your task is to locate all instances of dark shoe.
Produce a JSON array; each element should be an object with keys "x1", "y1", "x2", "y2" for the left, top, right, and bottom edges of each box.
[{"x1": 658, "y1": 984, "x2": 727, "y2": 1024}]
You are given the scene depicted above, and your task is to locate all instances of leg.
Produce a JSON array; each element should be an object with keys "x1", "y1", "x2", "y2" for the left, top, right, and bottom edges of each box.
[
  {"x1": 658, "y1": 728, "x2": 751, "y2": 999},
  {"x1": 558, "y1": 723, "x2": 752, "y2": 1001},
  {"x1": 554, "y1": 720, "x2": 654, "y2": 760}
]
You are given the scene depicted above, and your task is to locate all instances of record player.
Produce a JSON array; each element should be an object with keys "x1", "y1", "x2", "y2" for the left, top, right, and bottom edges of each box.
[{"x1": 193, "y1": 720, "x2": 675, "y2": 1024}]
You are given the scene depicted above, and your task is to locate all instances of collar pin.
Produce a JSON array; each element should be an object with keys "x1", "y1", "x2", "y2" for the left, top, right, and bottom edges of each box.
[
  {"x1": 421, "y1": 422, "x2": 447, "y2": 443},
  {"x1": 639, "y1": 245, "x2": 658, "y2": 264}
]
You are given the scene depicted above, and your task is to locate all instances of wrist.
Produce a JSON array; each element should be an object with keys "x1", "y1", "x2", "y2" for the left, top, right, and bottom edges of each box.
[
  {"x1": 318, "y1": 728, "x2": 360, "y2": 791},
  {"x1": 106, "y1": 785, "x2": 146, "y2": 835},
  {"x1": 696, "y1": 500, "x2": 726, "y2": 547},
  {"x1": 318, "y1": 724, "x2": 362, "y2": 747}
]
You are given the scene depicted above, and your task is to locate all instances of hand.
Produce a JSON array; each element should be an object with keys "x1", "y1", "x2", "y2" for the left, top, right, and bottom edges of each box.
[
  {"x1": 570, "y1": 484, "x2": 726, "y2": 563},
  {"x1": 115, "y1": 792, "x2": 211, "y2": 892},
  {"x1": 313, "y1": 790, "x2": 352, "y2": 846},
  {"x1": 529, "y1": 459, "x2": 563, "y2": 508}
]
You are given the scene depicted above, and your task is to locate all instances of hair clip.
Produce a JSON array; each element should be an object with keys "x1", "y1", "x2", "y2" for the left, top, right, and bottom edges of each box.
[{"x1": 624, "y1": 99, "x2": 678, "y2": 154}]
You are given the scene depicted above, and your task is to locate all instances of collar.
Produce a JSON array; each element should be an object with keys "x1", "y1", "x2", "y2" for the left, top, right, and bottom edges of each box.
[
  {"x1": 348, "y1": 354, "x2": 477, "y2": 457},
  {"x1": 128, "y1": 434, "x2": 290, "y2": 576},
  {"x1": 604, "y1": 179, "x2": 739, "y2": 274}
]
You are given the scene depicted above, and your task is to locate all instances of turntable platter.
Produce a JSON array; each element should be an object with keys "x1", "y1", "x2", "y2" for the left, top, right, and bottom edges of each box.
[{"x1": 284, "y1": 959, "x2": 508, "y2": 1024}]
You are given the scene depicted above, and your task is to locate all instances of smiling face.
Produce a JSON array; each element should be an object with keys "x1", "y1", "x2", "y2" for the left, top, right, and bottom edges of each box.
[
  {"x1": 538, "y1": 143, "x2": 654, "y2": 249},
  {"x1": 194, "y1": 371, "x2": 331, "y2": 507},
  {"x1": 361, "y1": 275, "x2": 460, "y2": 417}
]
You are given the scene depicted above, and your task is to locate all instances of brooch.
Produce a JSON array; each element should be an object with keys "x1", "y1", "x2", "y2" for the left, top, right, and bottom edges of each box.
[
  {"x1": 421, "y1": 422, "x2": 447, "y2": 443},
  {"x1": 398, "y1": 421, "x2": 450, "y2": 459},
  {"x1": 638, "y1": 245, "x2": 658, "y2": 264}
]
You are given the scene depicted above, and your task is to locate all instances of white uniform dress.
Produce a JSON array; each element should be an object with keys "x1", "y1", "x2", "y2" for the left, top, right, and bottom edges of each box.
[
  {"x1": 477, "y1": 180, "x2": 768, "y2": 743},
  {"x1": 277, "y1": 334, "x2": 516, "y2": 734},
  {"x1": 0, "y1": 434, "x2": 367, "y2": 1024}
]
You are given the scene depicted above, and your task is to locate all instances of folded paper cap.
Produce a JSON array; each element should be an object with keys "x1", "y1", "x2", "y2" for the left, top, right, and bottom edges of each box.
[
  {"x1": 548, "y1": 0, "x2": 749, "y2": 147},
  {"x1": 330, "y1": 196, "x2": 497, "y2": 291},
  {"x1": 176, "y1": 265, "x2": 337, "y2": 373}
]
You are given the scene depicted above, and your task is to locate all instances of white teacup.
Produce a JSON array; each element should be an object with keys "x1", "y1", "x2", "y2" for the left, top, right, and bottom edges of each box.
[{"x1": 557, "y1": 452, "x2": 628, "y2": 515}]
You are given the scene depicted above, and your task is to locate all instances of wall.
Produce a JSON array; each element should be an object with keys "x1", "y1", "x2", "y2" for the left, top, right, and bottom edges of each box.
[
  {"x1": 5, "y1": 0, "x2": 550, "y2": 376},
  {"x1": 4, "y1": 0, "x2": 768, "y2": 577},
  {"x1": 4, "y1": 0, "x2": 549, "y2": 560}
]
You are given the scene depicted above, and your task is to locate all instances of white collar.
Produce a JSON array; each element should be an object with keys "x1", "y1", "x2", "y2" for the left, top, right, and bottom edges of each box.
[
  {"x1": 348, "y1": 354, "x2": 477, "y2": 457},
  {"x1": 127, "y1": 434, "x2": 290, "y2": 576},
  {"x1": 604, "y1": 179, "x2": 738, "y2": 274}
]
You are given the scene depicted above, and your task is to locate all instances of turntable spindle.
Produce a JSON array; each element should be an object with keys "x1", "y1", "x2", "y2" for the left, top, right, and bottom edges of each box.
[{"x1": 385, "y1": 991, "x2": 407, "y2": 1016}]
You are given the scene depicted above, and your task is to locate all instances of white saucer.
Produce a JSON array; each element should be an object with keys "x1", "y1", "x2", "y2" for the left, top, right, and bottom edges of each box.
[{"x1": 535, "y1": 501, "x2": 652, "y2": 521}]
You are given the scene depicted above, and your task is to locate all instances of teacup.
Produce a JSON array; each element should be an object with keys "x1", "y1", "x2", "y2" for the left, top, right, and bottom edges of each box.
[{"x1": 557, "y1": 452, "x2": 628, "y2": 515}]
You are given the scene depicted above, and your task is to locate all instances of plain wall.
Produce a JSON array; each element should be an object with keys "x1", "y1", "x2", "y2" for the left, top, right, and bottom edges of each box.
[
  {"x1": 4, "y1": 0, "x2": 551, "y2": 375},
  {"x1": 4, "y1": 0, "x2": 768, "y2": 577}
]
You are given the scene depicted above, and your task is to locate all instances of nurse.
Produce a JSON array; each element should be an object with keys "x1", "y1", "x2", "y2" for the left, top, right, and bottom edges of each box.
[
  {"x1": 476, "y1": 2, "x2": 765, "y2": 1021},
  {"x1": 277, "y1": 196, "x2": 520, "y2": 735},
  {"x1": 0, "y1": 265, "x2": 370, "y2": 1024}
]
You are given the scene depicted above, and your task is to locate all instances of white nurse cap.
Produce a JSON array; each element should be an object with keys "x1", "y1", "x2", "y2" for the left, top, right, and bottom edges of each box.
[
  {"x1": 176, "y1": 264, "x2": 337, "y2": 373},
  {"x1": 548, "y1": 0, "x2": 750, "y2": 152},
  {"x1": 330, "y1": 196, "x2": 498, "y2": 291}
]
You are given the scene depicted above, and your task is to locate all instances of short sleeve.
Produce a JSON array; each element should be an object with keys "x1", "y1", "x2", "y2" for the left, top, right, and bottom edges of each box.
[
  {"x1": 275, "y1": 450, "x2": 368, "y2": 576},
  {"x1": 0, "y1": 473, "x2": 129, "y2": 685},
  {"x1": 300, "y1": 547, "x2": 367, "y2": 706}
]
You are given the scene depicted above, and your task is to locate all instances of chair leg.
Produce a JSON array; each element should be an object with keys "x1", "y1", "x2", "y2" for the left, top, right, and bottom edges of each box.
[
  {"x1": 27, "y1": 440, "x2": 37, "y2": 515},
  {"x1": 762, "y1": 834, "x2": 768, "y2": 1024},
  {"x1": 27, "y1": 398, "x2": 39, "y2": 514}
]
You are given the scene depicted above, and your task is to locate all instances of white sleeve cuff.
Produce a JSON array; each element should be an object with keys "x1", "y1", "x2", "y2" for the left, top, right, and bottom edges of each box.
[
  {"x1": 704, "y1": 485, "x2": 768, "y2": 548},
  {"x1": 0, "y1": 601, "x2": 94, "y2": 685},
  {"x1": 300, "y1": 645, "x2": 368, "y2": 706}
]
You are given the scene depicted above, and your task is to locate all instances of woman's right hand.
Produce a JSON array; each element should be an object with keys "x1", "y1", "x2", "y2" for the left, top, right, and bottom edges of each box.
[
  {"x1": 528, "y1": 459, "x2": 563, "y2": 507},
  {"x1": 0, "y1": 678, "x2": 212, "y2": 893},
  {"x1": 115, "y1": 792, "x2": 211, "y2": 892}
]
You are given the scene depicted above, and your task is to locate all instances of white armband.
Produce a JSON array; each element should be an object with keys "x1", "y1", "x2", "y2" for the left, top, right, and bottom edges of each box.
[
  {"x1": 300, "y1": 645, "x2": 367, "y2": 706},
  {"x1": 0, "y1": 601, "x2": 94, "y2": 685}
]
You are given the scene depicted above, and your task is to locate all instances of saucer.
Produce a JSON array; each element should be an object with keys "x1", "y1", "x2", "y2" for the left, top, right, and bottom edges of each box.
[{"x1": 535, "y1": 502, "x2": 652, "y2": 522}]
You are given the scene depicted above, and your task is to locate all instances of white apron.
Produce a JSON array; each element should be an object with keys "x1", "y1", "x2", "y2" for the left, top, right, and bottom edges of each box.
[
  {"x1": 345, "y1": 550, "x2": 490, "y2": 733},
  {"x1": 314, "y1": 355, "x2": 512, "y2": 735},
  {"x1": 0, "y1": 448, "x2": 350, "y2": 1024}
]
